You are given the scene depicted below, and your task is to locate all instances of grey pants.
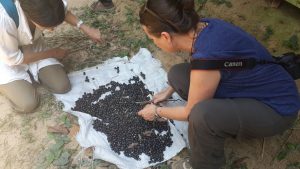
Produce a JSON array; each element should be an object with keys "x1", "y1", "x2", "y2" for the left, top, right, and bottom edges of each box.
[
  {"x1": 168, "y1": 63, "x2": 297, "y2": 169},
  {"x1": 0, "y1": 64, "x2": 71, "y2": 113}
]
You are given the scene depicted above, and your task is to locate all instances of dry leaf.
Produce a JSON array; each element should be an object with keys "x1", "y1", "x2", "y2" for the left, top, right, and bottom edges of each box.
[
  {"x1": 47, "y1": 124, "x2": 69, "y2": 135},
  {"x1": 128, "y1": 143, "x2": 139, "y2": 149},
  {"x1": 142, "y1": 130, "x2": 152, "y2": 137},
  {"x1": 68, "y1": 124, "x2": 80, "y2": 138}
]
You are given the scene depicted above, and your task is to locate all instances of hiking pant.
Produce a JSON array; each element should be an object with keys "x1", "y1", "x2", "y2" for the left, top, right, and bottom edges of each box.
[
  {"x1": 0, "y1": 65, "x2": 70, "y2": 113},
  {"x1": 168, "y1": 63, "x2": 297, "y2": 169}
]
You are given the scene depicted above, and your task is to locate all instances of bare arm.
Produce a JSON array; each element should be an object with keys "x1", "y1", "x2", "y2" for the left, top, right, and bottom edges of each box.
[
  {"x1": 22, "y1": 48, "x2": 68, "y2": 64},
  {"x1": 138, "y1": 70, "x2": 221, "y2": 121},
  {"x1": 152, "y1": 86, "x2": 175, "y2": 104},
  {"x1": 64, "y1": 10, "x2": 101, "y2": 42}
]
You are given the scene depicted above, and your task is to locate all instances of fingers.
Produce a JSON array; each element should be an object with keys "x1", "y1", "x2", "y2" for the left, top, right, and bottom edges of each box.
[
  {"x1": 152, "y1": 98, "x2": 161, "y2": 104},
  {"x1": 91, "y1": 29, "x2": 102, "y2": 43},
  {"x1": 137, "y1": 104, "x2": 155, "y2": 121}
]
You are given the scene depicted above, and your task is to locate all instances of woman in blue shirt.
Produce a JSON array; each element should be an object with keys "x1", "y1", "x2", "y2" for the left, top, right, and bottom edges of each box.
[{"x1": 137, "y1": 0, "x2": 300, "y2": 168}]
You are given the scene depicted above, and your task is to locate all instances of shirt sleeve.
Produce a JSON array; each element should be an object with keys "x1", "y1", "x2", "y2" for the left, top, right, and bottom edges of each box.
[{"x1": 0, "y1": 14, "x2": 24, "y2": 66}]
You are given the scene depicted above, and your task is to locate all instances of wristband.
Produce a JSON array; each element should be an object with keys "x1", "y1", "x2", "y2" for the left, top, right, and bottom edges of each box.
[
  {"x1": 154, "y1": 106, "x2": 161, "y2": 118},
  {"x1": 76, "y1": 20, "x2": 84, "y2": 29}
]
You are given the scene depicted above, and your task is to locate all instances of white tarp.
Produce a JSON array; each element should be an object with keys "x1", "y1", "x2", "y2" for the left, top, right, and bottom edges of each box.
[{"x1": 55, "y1": 48, "x2": 189, "y2": 169}]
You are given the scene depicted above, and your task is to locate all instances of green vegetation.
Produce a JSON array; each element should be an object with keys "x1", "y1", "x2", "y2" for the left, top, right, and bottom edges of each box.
[
  {"x1": 224, "y1": 152, "x2": 248, "y2": 169},
  {"x1": 277, "y1": 143, "x2": 300, "y2": 161},
  {"x1": 286, "y1": 162, "x2": 300, "y2": 169},
  {"x1": 283, "y1": 35, "x2": 299, "y2": 51},
  {"x1": 36, "y1": 134, "x2": 71, "y2": 169},
  {"x1": 210, "y1": 0, "x2": 232, "y2": 8},
  {"x1": 263, "y1": 26, "x2": 274, "y2": 41}
]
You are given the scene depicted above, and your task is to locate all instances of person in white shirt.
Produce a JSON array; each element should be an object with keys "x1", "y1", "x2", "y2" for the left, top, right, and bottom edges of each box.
[{"x1": 0, "y1": 0, "x2": 102, "y2": 113}]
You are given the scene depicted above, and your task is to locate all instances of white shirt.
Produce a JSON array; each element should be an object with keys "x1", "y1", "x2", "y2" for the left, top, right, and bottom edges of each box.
[{"x1": 0, "y1": 0, "x2": 67, "y2": 84}]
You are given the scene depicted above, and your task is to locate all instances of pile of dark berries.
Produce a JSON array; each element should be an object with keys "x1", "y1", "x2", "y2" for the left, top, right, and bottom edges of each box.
[{"x1": 72, "y1": 76, "x2": 173, "y2": 163}]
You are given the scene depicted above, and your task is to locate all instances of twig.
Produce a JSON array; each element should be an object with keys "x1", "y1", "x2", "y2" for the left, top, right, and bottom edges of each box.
[{"x1": 261, "y1": 138, "x2": 265, "y2": 158}]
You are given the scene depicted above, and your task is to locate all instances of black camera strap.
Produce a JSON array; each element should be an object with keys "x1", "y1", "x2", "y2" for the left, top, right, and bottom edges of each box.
[
  {"x1": 190, "y1": 54, "x2": 300, "y2": 80},
  {"x1": 190, "y1": 58, "x2": 277, "y2": 70}
]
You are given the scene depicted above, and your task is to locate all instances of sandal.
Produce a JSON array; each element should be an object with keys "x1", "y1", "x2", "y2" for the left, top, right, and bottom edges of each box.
[
  {"x1": 172, "y1": 158, "x2": 193, "y2": 169},
  {"x1": 90, "y1": 1, "x2": 114, "y2": 12}
]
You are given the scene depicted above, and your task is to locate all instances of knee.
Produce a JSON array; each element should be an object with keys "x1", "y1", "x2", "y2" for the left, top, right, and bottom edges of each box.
[
  {"x1": 51, "y1": 79, "x2": 71, "y2": 94},
  {"x1": 189, "y1": 100, "x2": 216, "y2": 133},
  {"x1": 17, "y1": 97, "x2": 39, "y2": 114}
]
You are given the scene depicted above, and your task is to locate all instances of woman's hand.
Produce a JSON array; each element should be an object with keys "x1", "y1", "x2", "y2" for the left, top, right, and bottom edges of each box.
[
  {"x1": 152, "y1": 86, "x2": 174, "y2": 104},
  {"x1": 138, "y1": 104, "x2": 157, "y2": 121},
  {"x1": 80, "y1": 25, "x2": 102, "y2": 43}
]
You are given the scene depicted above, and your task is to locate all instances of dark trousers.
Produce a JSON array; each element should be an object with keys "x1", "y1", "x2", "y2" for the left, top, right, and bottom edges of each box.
[{"x1": 168, "y1": 63, "x2": 297, "y2": 169}]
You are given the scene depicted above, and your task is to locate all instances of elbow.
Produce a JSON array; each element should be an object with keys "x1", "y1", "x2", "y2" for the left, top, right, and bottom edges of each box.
[{"x1": 2, "y1": 55, "x2": 24, "y2": 66}]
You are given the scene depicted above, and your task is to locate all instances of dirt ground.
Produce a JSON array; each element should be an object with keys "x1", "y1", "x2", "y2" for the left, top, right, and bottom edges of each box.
[{"x1": 0, "y1": 0, "x2": 300, "y2": 169}]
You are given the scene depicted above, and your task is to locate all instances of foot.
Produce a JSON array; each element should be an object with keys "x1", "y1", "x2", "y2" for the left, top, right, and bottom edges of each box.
[
  {"x1": 172, "y1": 158, "x2": 193, "y2": 169},
  {"x1": 90, "y1": 1, "x2": 114, "y2": 12}
]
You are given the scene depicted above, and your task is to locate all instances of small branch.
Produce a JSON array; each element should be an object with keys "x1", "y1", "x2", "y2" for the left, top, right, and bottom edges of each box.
[{"x1": 261, "y1": 138, "x2": 265, "y2": 158}]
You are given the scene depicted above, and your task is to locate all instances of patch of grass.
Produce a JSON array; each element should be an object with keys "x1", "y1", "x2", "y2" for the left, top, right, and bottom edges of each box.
[
  {"x1": 263, "y1": 26, "x2": 274, "y2": 41},
  {"x1": 119, "y1": 36, "x2": 152, "y2": 54},
  {"x1": 20, "y1": 115, "x2": 36, "y2": 143},
  {"x1": 277, "y1": 142, "x2": 300, "y2": 161},
  {"x1": 36, "y1": 134, "x2": 71, "y2": 169},
  {"x1": 283, "y1": 35, "x2": 299, "y2": 51},
  {"x1": 224, "y1": 152, "x2": 249, "y2": 169},
  {"x1": 151, "y1": 163, "x2": 169, "y2": 169},
  {"x1": 196, "y1": 0, "x2": 209, "y2": 5},
  {"x1": 91, "y1": 19, "x2": 110, "y2": 30},
  {"x1": 35, "y1": 91, "x2": 64, "y2": 121},
  {"x1": 59, "y1": 114, "x2": 72, "y2": 128},
  {"x1": 210, "y1": 0, "x2": 232, "y2": 8},
  {"x1": 286, "y1": 162, "x2": 300, "y2": 169},
  {"x1": 136, "y1": 0, "x2": 146, "y2": 5},
  {"x1": 125, "y1": 6, "x2": 139, "y2": 26},
  {"x1": 79, "y1": 7, "x2": 102, "y2": 24}
]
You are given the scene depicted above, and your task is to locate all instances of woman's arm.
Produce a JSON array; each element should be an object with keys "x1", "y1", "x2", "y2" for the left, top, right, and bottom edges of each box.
[
  {"x1": 138, "y1": 70, "x2": 221, "y2": 121},
  {"x1": 152, "y1": 85, "x2": 175, "y2": 104},
  {"x1": 64, "y1": 10, "x2": 101, "y2": 43}
]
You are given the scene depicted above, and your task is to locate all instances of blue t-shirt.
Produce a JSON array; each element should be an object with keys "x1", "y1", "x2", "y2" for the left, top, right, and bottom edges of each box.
[{"x1": 192, "y1": 18, "x2": 300, "y2": 116}]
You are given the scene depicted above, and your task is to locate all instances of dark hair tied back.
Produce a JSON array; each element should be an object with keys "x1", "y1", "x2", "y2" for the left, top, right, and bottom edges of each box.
[{"x1": 139, "y1": 0, "x2": 199, "y2": 37}]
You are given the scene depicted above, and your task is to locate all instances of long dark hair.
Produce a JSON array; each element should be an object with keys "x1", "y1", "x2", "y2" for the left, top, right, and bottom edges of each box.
[
  {"x1": 139, "y1": 0, "x2": 199, "y2": 37},
  {"x1": 19, "y1": 0, "x2": 65, "y2": 27}
]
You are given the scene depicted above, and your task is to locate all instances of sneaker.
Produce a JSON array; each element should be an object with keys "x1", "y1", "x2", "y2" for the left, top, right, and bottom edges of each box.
[
  {"x1": 172, "y1": 158, "x2": 193, "y2": 169},
  {"x1": 90, "y1": 1, "x2": 114, "y2": 12}
]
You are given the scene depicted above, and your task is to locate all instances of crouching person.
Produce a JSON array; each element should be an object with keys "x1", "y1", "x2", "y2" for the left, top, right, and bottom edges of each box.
[
  {"x1": 137, "y1": 0, "x2": 300, "y2": 169},
  {"x1": 0, "y1": 0, "x2": 101, "y2": 113}
]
